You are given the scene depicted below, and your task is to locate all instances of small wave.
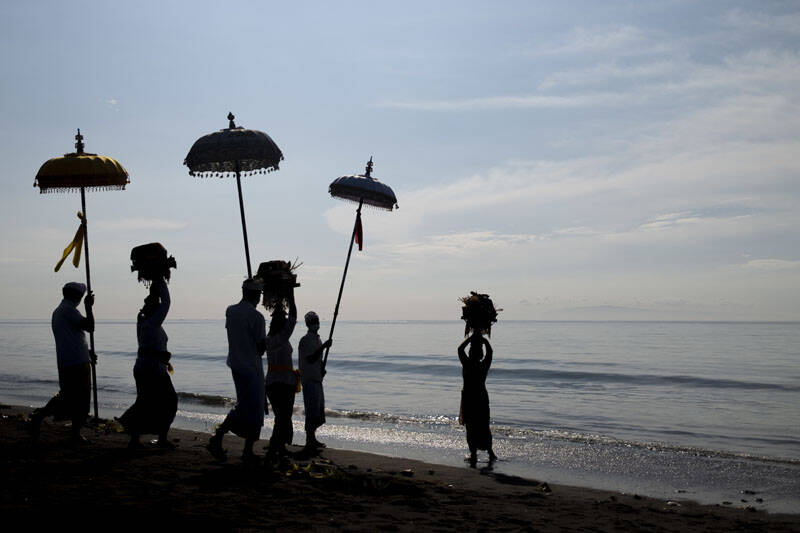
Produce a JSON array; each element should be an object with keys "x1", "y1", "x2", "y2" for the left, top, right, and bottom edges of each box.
[
  {"x1": 305, "y1": 406, "x2": 800, "y2": 466},
  {"x1": 328, "y1": 359, "x2": 799, "y2": 392},
  {"x1": 0, "y1": 374, "x2": 57, "y2": 387},
  {"x1": 489, "y1": 425, "x2": 800, "y2": 466},
  {"x1": 177, "y1": 392, "x2": 235, "y2": 407},
  {"x1": 323, "y1": 408, "x2": 456, "y2": 426},
  {"x1": 489, "y1": 368, "x2": 800, "y2": 392}
]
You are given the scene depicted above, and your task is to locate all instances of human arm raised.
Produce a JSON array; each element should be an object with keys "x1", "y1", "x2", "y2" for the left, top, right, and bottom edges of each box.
[
  {"x1": 458, "y1": 336, "x2": 470, "y2": 366},
  {"x1": 150, "y1": 278, "x2": 171, "y2": 327},
  {"x1": 287, "y1": 287, "x2": 297, "y2": 320},
  {"x1": 80, "y1": 291, "x2": 95, "y2": 333},
  {"x1": 481, "y1": 336, "x2": 493, "y2": 370}
]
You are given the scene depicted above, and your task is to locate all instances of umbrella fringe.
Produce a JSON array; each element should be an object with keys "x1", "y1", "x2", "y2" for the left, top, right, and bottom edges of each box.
[
  {"x1": 38, "y1": 185, "x2": 127, "y2": 194},
  {"x1": 188, "y1": 166, "x2": 280, "y2": 179},
  {"x1": 329, "y1": 196, "x2": 396, "y2": 211}
]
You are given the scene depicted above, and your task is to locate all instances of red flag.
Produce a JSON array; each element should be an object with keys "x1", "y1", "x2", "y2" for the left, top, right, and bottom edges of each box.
[{"x1": 355, "y1": 211, "x2": 363, "y2": 251}]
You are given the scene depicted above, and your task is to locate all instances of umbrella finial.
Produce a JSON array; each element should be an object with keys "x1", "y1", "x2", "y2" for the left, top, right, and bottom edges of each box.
[
  {"x1": 75, "y1": 129, "x2": 85, "y2": 154},
  {"x1": 228, "y1": 112, "x2": 236, "y2": 129},
  {"x1": 365, "y1": 157, "x2": 373, "y2": 178}
]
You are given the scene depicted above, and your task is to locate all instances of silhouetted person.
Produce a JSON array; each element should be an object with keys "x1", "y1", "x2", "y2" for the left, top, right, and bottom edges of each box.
[
  {"x1": 29, "y1": 282, "x2": 95, "y2": 444},
  {"x1": 119, "y1": 277, "x2": 178, "y2": 449},
  {"x1": 298, "y1": 311, "x2": 332, "y2": 452},
  {"x1": 265, "y1": 285, "x2": 298, "y2": 456},
  {"x1": 458, "y1": 332, "x2": 497, "y2": 467},
  {"x1": 208, "y1": 279, "x2": 267, "y2": 462}
]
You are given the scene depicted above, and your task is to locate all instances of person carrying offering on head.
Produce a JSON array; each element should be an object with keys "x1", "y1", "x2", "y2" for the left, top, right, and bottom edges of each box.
[
  {"x1": 208, "y1": 278, "x2": 267, "y2": 463},
  {"x1": 119, "y1": 276, "x2": 178, "y2": 449},
  {"x1": 458, "y1": 291, "x2": 499, "y2": 467},
  {"x1": 264, "y1": 282, "x2": 298, "y2": 456},
  {"x1": 29, "y1": 282, "x2": 95, "y2": 444},
  {"x1": 298, "y1": 311, "x2": 332, "y2": 452}
]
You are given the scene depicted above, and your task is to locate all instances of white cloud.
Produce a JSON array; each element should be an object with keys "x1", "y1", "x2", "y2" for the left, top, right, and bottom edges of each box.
[
  {"x1": 382, "y1": 49, "x2": 800, "y2": 113},
  {"x1": 742, "y1": 259, "x2": 800, "y2": 272},
  {"x1": 380, "y1": 93, "x2": 627, "y2": 111},
  {"x1": 723, "y1": 8, "x2": 800, "y2": 35},
  {"x1": 538, "y1": 60, "x2": 685, "y2": 90},
  {"x1": 95, "y1": 218, "x2": 188, "y2": 231},
  {"x1": 378, "y1": 231, "x2": 539, "y2": 261},
  {"x1": 532, "y1": 24, "x2": 666, "y2": 56}
]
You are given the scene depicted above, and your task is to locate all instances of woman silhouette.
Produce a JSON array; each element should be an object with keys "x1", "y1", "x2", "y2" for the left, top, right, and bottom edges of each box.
[
  {"x1": 264, "y1": 285, "x2": 298, "y2": 455},
  {"x1": 458, "y1": 332, "x2": 497, "y2": 467},
  {"x1": 119, "y1": 277, "x2": 177, "y2": 448}
]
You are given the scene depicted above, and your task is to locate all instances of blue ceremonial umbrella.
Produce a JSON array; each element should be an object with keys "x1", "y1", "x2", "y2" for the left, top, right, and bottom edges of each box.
[{"x1": 323, "y1": 158, "x2": 398, "y2": 371}]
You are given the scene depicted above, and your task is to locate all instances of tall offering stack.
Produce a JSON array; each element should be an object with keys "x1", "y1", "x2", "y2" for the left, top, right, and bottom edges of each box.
[
  {"x1": 130, "y1": 243, "x2": 177, "y2": 287},
  {"x1": 256, "y1": 260, "x2": 300, "y2": 311},
  {"x1": 460, "y1": 291, "x2": 500, "y2": 337}
]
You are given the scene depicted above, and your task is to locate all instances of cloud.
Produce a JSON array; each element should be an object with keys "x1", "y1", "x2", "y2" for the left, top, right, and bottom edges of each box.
[
  {"x1": 380, "y1": 93, "x2": 627, "y2": 111},
  {"x1": 723, "y1": 8, "x2": 800, "y2": 35},
  {"x1": 538, "y1": 60, "x2": 685, "y2": 90},
  {"x1": 381, "y1": 49, "x2": 800, "y2": 113},
  {"x1": 742, "y1": 259, "x2": 800, "y2": 272},
  {"x1": 96, "y1": 218, "x2": 187, "y2": 231},
  {"x1": 532, "y1": 24, "x2": 666, "y2": 56},
  {"x1": 378, "y1": 231, "x2": 539, "y2": 261}
]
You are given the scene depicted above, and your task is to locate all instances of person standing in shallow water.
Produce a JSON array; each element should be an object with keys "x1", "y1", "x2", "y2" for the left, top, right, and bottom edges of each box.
[
  {"x1": 119, "y1": 277, "x2": 178, "y2": 448},
  {"x1": 265, "y1": 285, "x2": 298, "y2": 456},
  {"x1": 29, "y1": 282, "x2": 95, "y2": 444},
  {"x1": 458, "y1": 332, "x2": 497, "y2": 467},
  {"x1": 298, "y1": 311, "x2": 332, "y2": 452},
  {"x1": 208, "y1": 279, "x2": 267, "y2": 462}
]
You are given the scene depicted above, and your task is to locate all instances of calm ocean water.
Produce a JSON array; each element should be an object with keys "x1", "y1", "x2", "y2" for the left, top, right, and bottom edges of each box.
[{"x1": 1, "y1": 319, "x2": 798, "y2": 512}]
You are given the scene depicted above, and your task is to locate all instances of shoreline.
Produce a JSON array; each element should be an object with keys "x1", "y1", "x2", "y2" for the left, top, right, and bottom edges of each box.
[{"x1": 2, "y1": 404, "x2": 798, "y2": 531}]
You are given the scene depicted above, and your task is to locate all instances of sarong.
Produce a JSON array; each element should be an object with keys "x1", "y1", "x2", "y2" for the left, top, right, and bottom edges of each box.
[
  {"x1": 43, "y1": 363, "x2": 91, "y2": 424},
  {"x1": 119, "y1": 357, "x2": 177, "y2": 436},
  {"x1": 266, "y1": 381, "x2": 295, "y2": 447},
  {"x1": 225, "y1": 369, "x2": 265, "y2": 441},
  {"x1": 302, "y1": 380, "x2": 325, "y2": 433},
  {"x1": 461, "y1": 387, "x2": 492, "y2": 451}
]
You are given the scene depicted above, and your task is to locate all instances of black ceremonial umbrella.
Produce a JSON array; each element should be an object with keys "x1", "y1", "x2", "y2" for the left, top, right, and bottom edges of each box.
[
  {"x1": 323, "y1": 158, "x2": 398, "y2": 370},
  {"x1": 34, "y1": 130, "x2": 130, "y2": 419},
  {"x1": 184, "y1": 113, "x2": 283, "y2": 278}
]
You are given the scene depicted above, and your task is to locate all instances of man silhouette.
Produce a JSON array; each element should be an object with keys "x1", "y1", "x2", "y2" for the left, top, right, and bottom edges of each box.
[
  {"x1": 298, "y1": 311, "x2": 331, "y2": 452},
  {"x1": 30, "y1": 282, "x2": 95, "y2": 444},
  {"x1": 208, "y1": 278, "x2": 267, "y2": 462}
]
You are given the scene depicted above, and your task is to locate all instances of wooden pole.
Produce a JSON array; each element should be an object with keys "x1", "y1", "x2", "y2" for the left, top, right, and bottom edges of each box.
[
  {"x1": 323, "y1": 198, "x2": 363, "y2": 372},
  {"x1": 234, "y1": 161, "x2": 253, "y2": 279},
  {"x1": 80, "y1": 187, "x2": 99, "y2": 420}
]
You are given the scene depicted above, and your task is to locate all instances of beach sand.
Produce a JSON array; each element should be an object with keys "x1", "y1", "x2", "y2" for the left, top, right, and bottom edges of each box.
[{"x1": 2, "y1": 404, "x2": 798, "y2": 532}]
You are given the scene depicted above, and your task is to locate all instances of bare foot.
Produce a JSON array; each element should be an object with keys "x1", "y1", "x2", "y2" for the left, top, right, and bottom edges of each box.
[
  {"x1": 207, "y1": 435, "x2": 227, "y2": 461},
  {"x1": 156, "y1": 439, "x2": 176, "y2": 450}
]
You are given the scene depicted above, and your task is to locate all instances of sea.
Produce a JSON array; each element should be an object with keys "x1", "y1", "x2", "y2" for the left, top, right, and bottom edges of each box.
[{"x1": 1, "y1": 319, "x2": 798, "y2": 513}]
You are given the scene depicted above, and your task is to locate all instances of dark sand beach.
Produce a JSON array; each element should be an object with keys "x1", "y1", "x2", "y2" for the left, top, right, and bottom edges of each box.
[{"x1": 2, "y1": 404, "x2": 798, "y2": 532}]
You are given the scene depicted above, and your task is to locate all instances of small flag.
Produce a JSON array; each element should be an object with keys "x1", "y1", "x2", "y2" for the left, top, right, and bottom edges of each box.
[
  {"x1": 54, "y1": 212, "x2": 86, "y2": 272},
  {"x1": 355, "y1": 211, "x2": 363, "y2": 251}
]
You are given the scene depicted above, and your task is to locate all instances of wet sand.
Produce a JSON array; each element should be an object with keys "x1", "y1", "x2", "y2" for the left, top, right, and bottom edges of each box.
[{"x1": 1, "y1": 404, "x2": 798, "y2": 532}]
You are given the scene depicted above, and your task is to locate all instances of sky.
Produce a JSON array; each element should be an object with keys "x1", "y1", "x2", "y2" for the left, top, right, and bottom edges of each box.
[{"x1": 1, "y1": 1, "x2": 799, "y2": 321}]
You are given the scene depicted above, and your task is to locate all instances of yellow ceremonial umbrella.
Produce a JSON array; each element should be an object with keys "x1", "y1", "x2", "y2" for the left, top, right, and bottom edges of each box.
[{"x1": 34, "y1": 129, "x2": 130, "y2": 419}]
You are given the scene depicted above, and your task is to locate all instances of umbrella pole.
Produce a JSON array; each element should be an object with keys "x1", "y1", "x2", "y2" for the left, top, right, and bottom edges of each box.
[
  {"x1": 323, "y1": 198, "x2": 363, "y2": 371},
  {"x1": 80, "y1": 187, "x2": 99, "y2": 421},
  {"x1": 234, "y1": 161, "x2": 253, "y2": 279}
]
